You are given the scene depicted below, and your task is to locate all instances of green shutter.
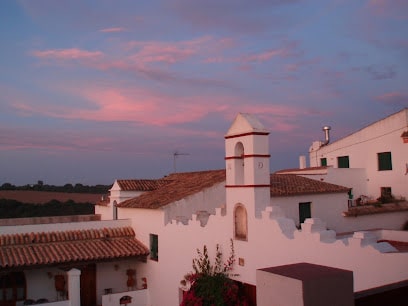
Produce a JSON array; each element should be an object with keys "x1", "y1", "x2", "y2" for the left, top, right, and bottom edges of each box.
[
  {"x1": 378, "y1": 152, "x2": 392, "y2": 171},
  {"x1": 337, "y1": 156, "x2": 349, "y2": 168},
  {"x1": 320, "y1": 158, "x2": 327, "y2": 166}
]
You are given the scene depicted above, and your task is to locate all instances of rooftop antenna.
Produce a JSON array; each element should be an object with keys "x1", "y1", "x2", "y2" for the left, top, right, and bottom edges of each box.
[{"x1": 173, "y1": 150, "x2": 190, "y2": 173}]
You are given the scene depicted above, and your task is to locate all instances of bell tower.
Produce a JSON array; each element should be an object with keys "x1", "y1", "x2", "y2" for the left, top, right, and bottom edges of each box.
[{"x1": 225, "y1": 113, "x2": 271, "y2": 218}]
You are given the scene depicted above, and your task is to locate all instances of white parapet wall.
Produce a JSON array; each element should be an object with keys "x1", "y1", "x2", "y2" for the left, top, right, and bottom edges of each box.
[{"x1": 101, "y1": 289, "x2": 150, "y2": 306}]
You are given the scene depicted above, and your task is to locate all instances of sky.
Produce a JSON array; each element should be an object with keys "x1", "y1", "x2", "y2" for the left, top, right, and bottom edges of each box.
[{"x1": 0, "y1": 0, "x2": 407, "y2": 186}]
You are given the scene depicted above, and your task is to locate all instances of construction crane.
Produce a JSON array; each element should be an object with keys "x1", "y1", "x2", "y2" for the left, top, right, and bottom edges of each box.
[{"x1": 173, "y1": 151, "x2": 190, "y2": 173}]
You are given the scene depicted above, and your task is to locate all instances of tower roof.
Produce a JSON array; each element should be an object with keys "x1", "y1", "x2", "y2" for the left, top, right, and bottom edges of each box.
[{"x1": 226, "y1": 113, "x2": 269, "y2": 137}]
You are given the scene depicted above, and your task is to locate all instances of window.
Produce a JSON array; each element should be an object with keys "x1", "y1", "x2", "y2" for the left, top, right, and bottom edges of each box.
[
  {"x1": 337, "y1": 156, "x2": 349, "y2": 168},
  {"x1": 0, "y1": 272, "x2": 26, "y2": 303},
  {"x1": 320, "y1": 158, "x2": 327, "y2": 166},
  {"x1": 234, "y1": 204, "x2": 248, "y2": 240},
  {"x1": 299, "y1": 202, "x2": 311, "y2": 225},
  {"x1": 149, "y1": 234, "x2": 158, "y2": 261},
  {"x1": 378, "y1": 152, "x2": 392, "y2": 171}
]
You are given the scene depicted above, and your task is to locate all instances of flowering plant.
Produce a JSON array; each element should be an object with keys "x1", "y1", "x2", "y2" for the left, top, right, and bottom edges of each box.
[{"x1": 180, "y1": 239, "x2": 248, "y2": 306}]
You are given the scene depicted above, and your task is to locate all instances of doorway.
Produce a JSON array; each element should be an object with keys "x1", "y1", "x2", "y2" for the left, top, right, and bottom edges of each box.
[
  {"x1": 299, "y1": 202, "x2": 312, "y2": 225},
  {"x1": 80, "y1": 264, "x2": 96, "y2": 306}
]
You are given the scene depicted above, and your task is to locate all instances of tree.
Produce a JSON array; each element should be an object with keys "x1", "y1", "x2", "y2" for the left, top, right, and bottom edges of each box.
[{"x1": 1, "y1": 183, "x2": 15, "y2": 190}]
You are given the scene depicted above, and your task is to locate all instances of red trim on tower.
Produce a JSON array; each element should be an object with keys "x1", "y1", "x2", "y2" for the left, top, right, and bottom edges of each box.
[
  {"x1": 225, "y1": 132, "x2": 269, "y2": 139},
  {"x1": 225, "y1": 154, "x2": 270, "y2": 160},
  {"x1": 225, "y1": 184, "x2": 271, "y2": 188}
]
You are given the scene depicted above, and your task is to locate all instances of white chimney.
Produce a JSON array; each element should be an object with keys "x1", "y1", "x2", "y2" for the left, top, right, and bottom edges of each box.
[{"x1": 299, "y1": 155, "x2": 307, "y2": 169}]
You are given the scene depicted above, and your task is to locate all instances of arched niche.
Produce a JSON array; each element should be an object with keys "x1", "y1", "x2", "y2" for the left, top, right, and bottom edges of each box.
[{"x1": 234, "y1": 204, "x2": 248, "y2": 241}]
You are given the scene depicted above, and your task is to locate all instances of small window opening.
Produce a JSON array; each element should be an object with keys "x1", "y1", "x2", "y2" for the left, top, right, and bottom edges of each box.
[{"x1": 149, "y1": 234, "x2": 158, "y2": 261}]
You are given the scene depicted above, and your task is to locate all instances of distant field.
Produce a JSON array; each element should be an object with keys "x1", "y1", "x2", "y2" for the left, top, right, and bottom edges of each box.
[{"x1": 0, "y1": 190, "x2": 103, "y2": 204}]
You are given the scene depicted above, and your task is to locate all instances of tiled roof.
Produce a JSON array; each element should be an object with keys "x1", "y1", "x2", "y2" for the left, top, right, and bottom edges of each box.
[
  {"x1": 118, "y1": 170, "x2": 226, "y2": 209},
  {"x1": 0, "y1": 227, "x2": 149, "y2": 269},
  {"x1": 116, "y1": 179, "x2": 170, "y2": 191},
  {"x1": 270, "y1": 174, "x2": 349, "y2": 197},
  {"x1": 117, "y1": 170, "x2": 349, "y2": 209},
  {"x1": 401, "y1": 131, "x2": 408, "y2": 138}
]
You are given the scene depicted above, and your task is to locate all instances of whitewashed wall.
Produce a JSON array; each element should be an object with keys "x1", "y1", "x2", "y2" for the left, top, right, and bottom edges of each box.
[
  {"x1": 142, "y1": 208, "x2": 408, "y2": 306},
  {"x1": 25, "y1": 268, "x2": 66, "y2": 302},
  {"x1": 271, "y1": 193, "x2": 408, "y2": 232},
  {"x1": 271, "y1": 193, "x2": 348, "y2": 231},
  {"x1": 95, "y1": 204, "x2": 111, "y2": 220},
  {"x1": 96, "y1": 260, "x2": 142, "y2": 306},
  {"x1": 300, "y1": 168, "x2": 368, "y2": 199}
]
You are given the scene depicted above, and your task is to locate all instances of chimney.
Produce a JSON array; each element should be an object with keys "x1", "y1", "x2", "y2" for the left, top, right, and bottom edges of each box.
[
  {"x1": 322, "y1": 126, "x2": 331, "y2": 146},
  {"x1": 299, "y1": 155, "x2": 307, "y2": 169}
]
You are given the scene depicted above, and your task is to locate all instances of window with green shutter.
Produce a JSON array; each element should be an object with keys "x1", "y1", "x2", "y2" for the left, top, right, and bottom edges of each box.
[
  {"x1": 150, "y1": 234, "x2": 158, "y2": 261},
  {"x1": 378, "y1": 152, "x2": 392, "y2": 171},
  {"x1": 337, "y1": 156, "x2": 349, "y2": 168},
  {"x1": 320, "y1": 158, "x2": 327, "y2": 166}
]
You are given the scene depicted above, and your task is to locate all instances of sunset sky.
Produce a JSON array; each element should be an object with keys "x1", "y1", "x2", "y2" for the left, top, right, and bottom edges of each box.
[{"x1": 1, "y1": 0, "x2": 407, "y2": 186}]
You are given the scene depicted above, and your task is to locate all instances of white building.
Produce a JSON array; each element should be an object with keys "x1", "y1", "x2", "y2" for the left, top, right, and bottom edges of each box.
[
  {"x1": 1, "y1": 112, "x2": 408, "y2": 306},
  {"x1": 102, "y1": 112, "x2": 408, "y2": 305},
  {"x1": 306, "y1": 108, "x2": 407, "y2": 202}
]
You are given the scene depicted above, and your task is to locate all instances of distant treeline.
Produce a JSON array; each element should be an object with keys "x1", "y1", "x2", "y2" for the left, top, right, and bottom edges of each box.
[
  {"x1": 0, "y1": 181, "x2": 111, "y2": 194},
  {"x1": 0, "y1": 199, "x2": 95, "y2": 219}
]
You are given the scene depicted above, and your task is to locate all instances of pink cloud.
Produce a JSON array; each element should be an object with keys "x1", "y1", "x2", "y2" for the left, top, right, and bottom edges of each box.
[
  {"x1": 204, "y1": 40, "x2": 302, "y2": 66},
  {"x1": 375, "y1": 92, "x2": 408, "y2": 106},
  {"x1": 367, "y1": 0, "x2": 408, "y2": 19},
  {"x1": 243, "y1": 49, "x2": 283, "y2": 62},
  {"x1": 31, "y1": 48, "x2": 103, "y2": 60},
  {"x1": 9, "y1": 79, "x2": 311, "y2": 134},
  {"x1": 99, "y1": 27, "x2": 126, "y2": 33},
  {"x1": 10, "y1": 83, "x2": 229, "y2": 127},
  {"x1": 126, "y1": 35, "x2": 232, "y2": 65}
]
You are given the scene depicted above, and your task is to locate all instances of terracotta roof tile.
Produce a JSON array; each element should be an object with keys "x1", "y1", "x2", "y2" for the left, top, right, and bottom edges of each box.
[
  {"x1": 118, "y1": 170, "x2": 226, "y2": 209},
  {"x1": 401, "y1": 131, "x2": 408, "y2": 138},
  {"x1": 0, "y1": 227, "x2": 149, "y2": 269},
  {"x1": 116, "y1": 179, "x2": 170, "y2": 191},
  {"x1": 270, "y1": 174, "x2": 349, "y2": 197}
]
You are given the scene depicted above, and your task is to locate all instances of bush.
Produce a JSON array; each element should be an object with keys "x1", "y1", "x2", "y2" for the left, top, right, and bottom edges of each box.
[{"x1": 180, "y1": 240, "x2": 248, "y2": 306}]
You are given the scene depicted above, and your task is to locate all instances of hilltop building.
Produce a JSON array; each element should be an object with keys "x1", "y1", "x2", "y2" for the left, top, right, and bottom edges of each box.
[{"x1": 1, "y1": 111, "x2": 407, "y2": 306}]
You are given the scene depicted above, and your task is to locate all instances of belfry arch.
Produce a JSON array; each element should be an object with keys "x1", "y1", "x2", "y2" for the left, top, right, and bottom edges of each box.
[{"x1": 234, "y1": 142, "x2": 245, "y2": 185}]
